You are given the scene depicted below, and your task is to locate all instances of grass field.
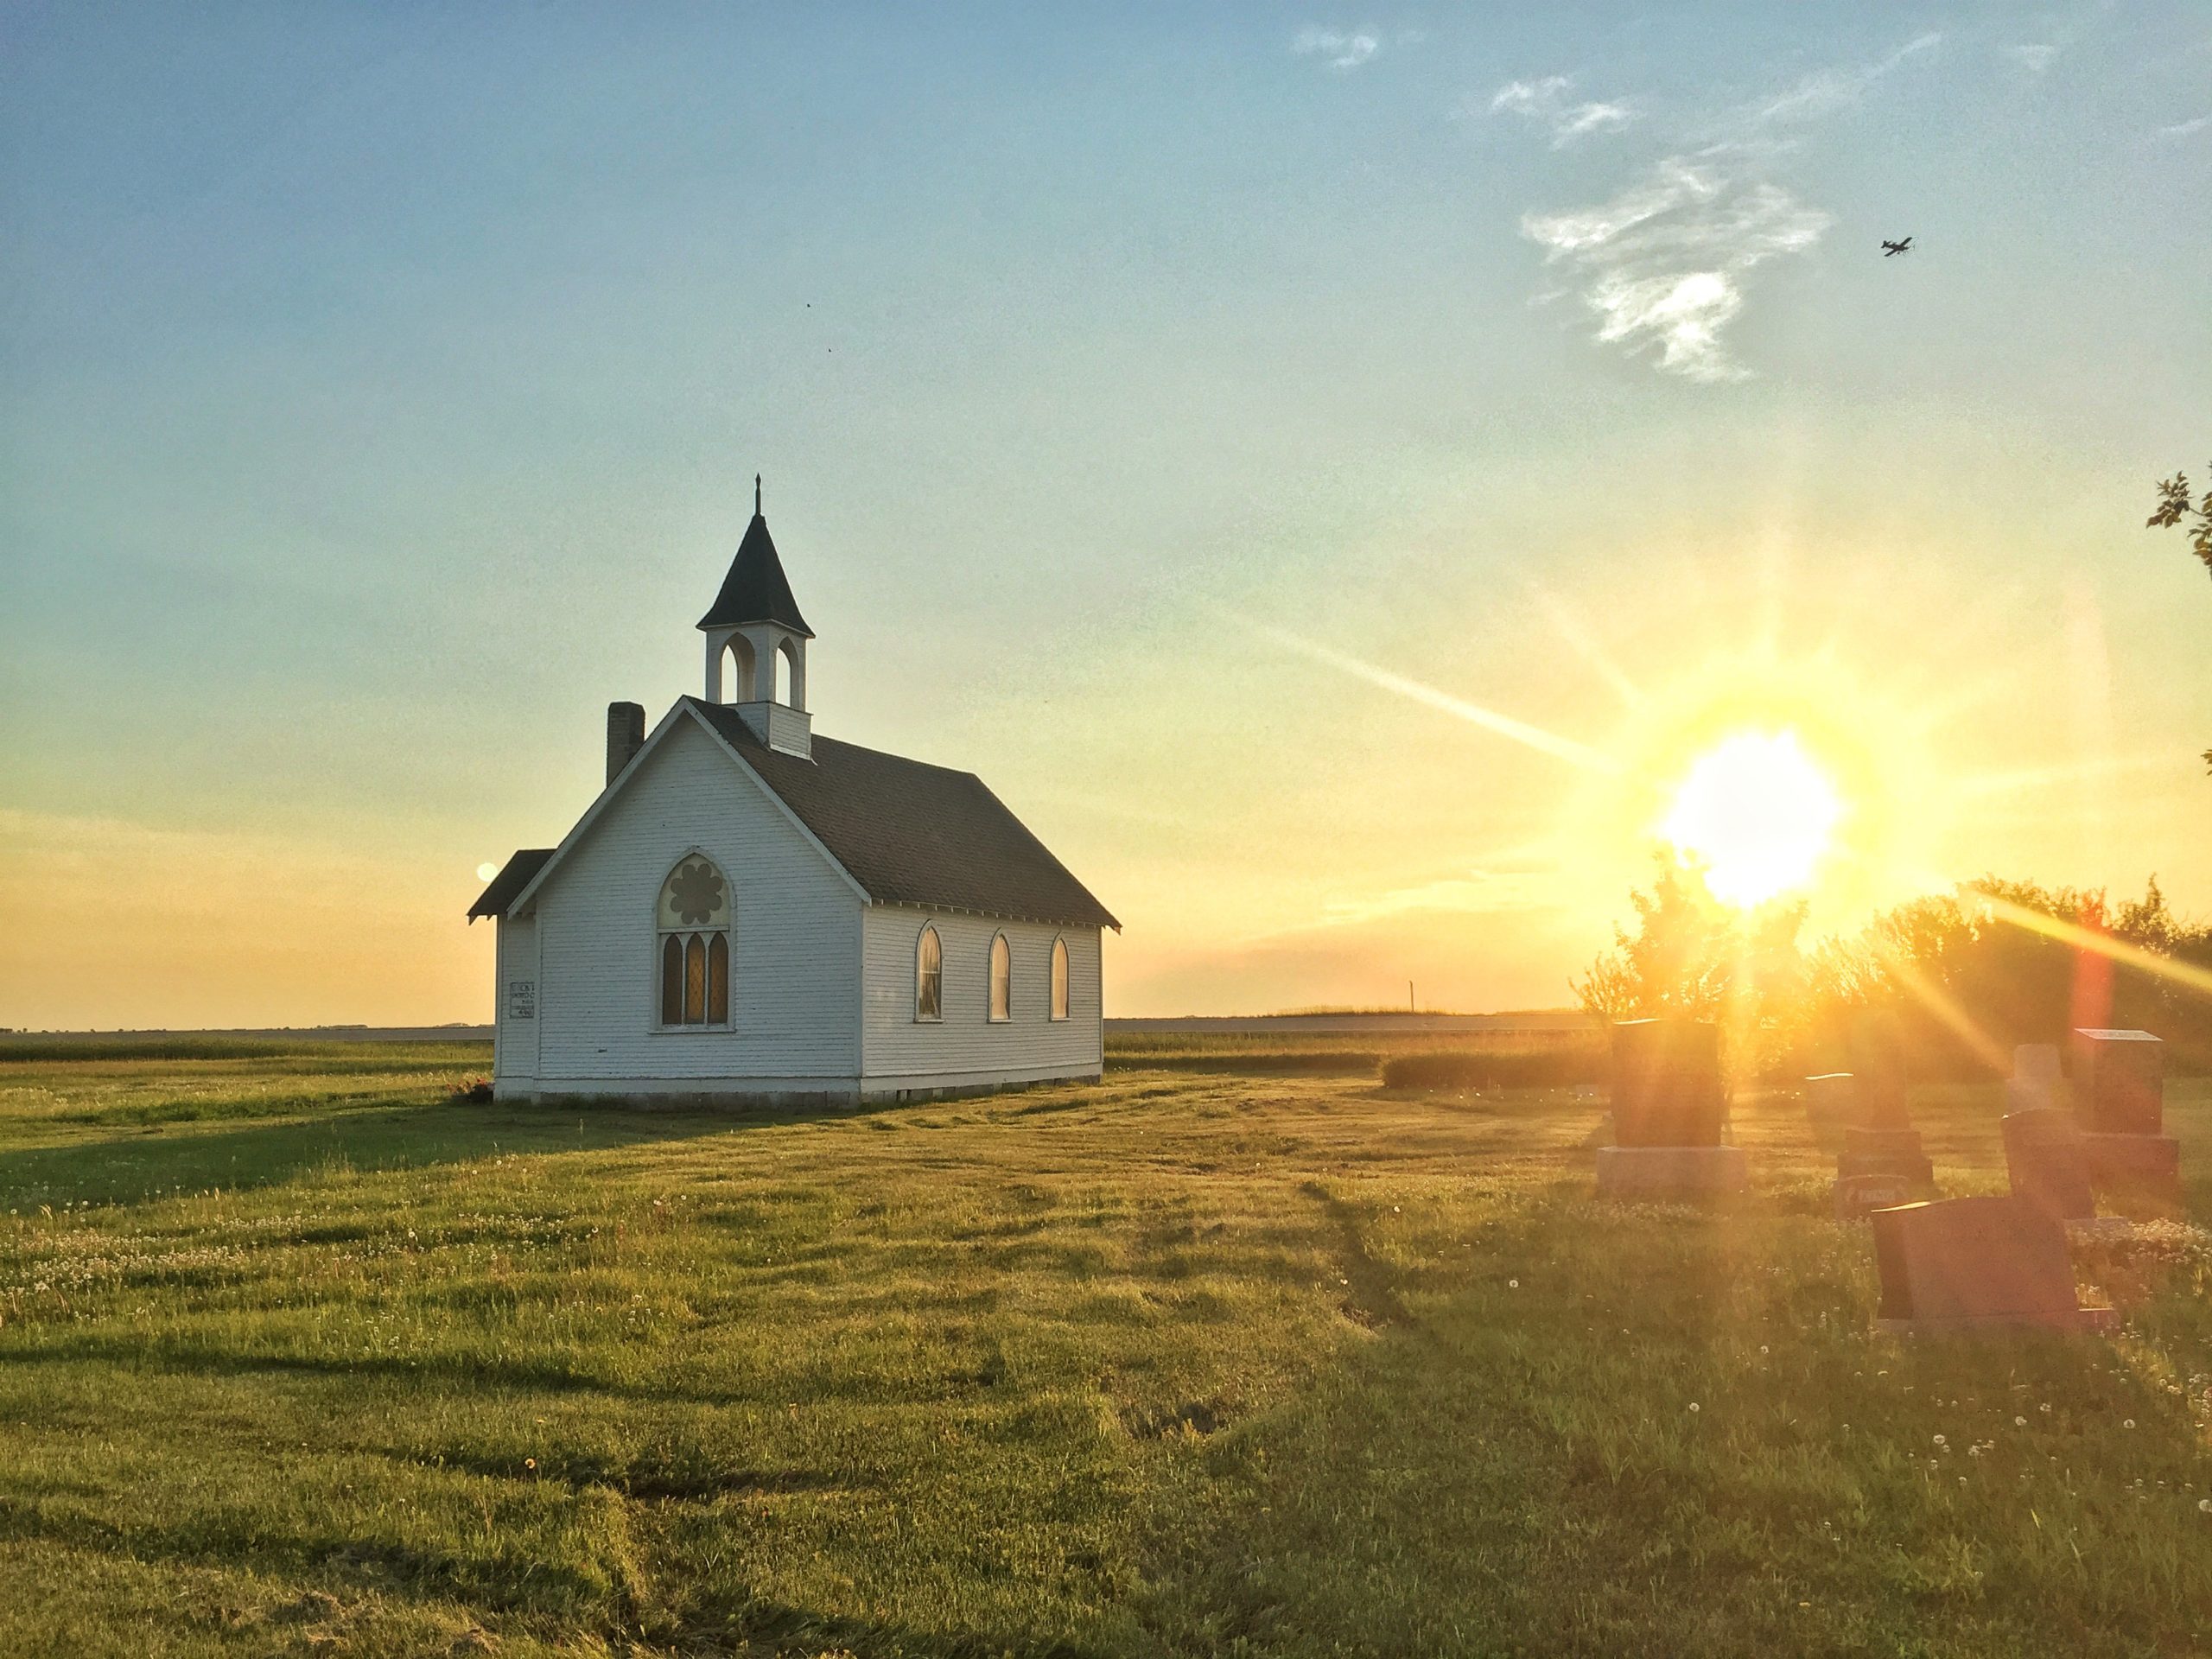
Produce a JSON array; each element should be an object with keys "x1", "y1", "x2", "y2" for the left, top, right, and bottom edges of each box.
[{"x1": 1, "y1": 1040, "x2": 2207, "y2": 1657}]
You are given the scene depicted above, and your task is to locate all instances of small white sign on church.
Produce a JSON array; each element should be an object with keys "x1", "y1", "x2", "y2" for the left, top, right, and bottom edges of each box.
[{"x1": 507, "y1": 980, "x2": 536, "y2": 1020}]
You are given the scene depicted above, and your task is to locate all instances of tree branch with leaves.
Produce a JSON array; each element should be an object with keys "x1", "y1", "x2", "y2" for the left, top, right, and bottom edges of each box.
[{"x1": 2147, "y1": 461, "x2": 2211, "y2": 772}]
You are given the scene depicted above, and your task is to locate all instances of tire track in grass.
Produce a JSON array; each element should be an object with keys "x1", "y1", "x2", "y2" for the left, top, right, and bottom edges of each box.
[{"x1": 1300, "y1": 1179, "x2": 1413, "y2": 1332}]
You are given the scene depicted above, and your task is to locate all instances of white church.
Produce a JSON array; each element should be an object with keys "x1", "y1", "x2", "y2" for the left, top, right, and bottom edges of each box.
[{"x1": 469, "y1": 483, "x2": 1117, "y2": 1103}]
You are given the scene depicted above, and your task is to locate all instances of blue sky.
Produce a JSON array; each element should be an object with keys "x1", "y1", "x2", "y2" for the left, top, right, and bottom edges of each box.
[{"x1": 3, "y1": 4, "x2": 2208, "y2": 1023}]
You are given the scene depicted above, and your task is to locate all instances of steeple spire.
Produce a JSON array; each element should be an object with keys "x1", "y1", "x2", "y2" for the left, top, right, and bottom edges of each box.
[{"x1": 698, "y1": 477, "x2": 816, "y2": 753}]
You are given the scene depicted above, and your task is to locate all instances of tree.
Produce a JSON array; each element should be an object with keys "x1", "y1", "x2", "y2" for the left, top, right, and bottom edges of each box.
[
  {"x1": 2147, "y1": 462, "x2": 2212, "y2": 772},
  {"x1": 1573, "y1": 856, "x2": 1810, "y2": 1076}
]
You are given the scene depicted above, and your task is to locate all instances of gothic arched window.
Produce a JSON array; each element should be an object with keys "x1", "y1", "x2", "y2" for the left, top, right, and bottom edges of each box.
[
  {"x1": 1051, "y1": 936, "x2": 1070, "y2": 1021},
  {"x1": 915, "y1": 925, "x2": 942, "y2": 1021},
  {"x1": 658, "y1": 855, "x2": 731, "y2": 1027},
  {"x1": 988, "y1": 933, "x2": 1012, "y2": 1023}
]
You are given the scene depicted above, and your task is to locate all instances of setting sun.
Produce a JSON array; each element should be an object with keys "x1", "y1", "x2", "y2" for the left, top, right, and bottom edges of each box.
[{"x1": 1661, "y1": 730, "x2": 1843, "y2": 909}]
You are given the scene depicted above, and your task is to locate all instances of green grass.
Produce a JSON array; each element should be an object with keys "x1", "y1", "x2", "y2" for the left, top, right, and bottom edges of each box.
[{"x1": 0, "y1": 1045, "x2": 2207, "y2": 1656}]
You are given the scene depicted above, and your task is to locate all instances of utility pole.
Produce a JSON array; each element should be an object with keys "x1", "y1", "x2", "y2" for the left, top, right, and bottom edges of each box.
[{"x1": 1408, "y1": 980, "x2": 1415, "y2": 1014}]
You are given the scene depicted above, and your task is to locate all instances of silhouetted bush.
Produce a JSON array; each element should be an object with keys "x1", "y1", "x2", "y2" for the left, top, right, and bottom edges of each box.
[{"x1": 1381, "y1": 1045, "x2": 1605, "y2": 1091}]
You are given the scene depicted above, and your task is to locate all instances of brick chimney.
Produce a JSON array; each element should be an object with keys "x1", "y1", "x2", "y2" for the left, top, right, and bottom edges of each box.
[{"x1": 605, "y1": 702, "x2": 646, "y2": 786}]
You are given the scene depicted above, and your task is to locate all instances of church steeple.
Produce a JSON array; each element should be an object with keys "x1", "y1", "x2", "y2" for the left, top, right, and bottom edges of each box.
[
  {"x1": 697, "y1": 476, "x2": 814, "y2": 639},
  {"x1": 699, "y1": 477, "x2": 814, "y2": 759}
]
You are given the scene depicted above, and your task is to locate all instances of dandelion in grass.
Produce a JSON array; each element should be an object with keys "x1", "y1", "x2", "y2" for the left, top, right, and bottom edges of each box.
[
  {"x1": 1932, "y1": 1434, "x2": 1945, "y2": 1446},
  {"x1": 2016, "y1": 1415, "x2": 2027, "y2": 1426},
  {"x1": 1688, "y1": 1402, "x2": 1700, "y2": 1413},
  {"x1": 2124, "y1": 1420, "x2": 2136, "y2": 1429}
]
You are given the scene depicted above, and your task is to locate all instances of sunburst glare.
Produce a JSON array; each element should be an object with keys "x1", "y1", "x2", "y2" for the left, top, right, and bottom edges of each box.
[{"x1": 1660, "y1": 729, "x2": 1843, "y2": 908}]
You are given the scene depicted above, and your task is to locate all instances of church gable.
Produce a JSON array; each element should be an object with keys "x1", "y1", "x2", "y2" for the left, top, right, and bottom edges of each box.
[{"x1": 518, "y1": 712, "x2": 864, "y2": 1083}]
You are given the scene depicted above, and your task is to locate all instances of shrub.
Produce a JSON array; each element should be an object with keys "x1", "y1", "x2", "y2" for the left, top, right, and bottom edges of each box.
[
  {"x1": 1380, "y1": 1045, "x2": 1605, "y2": 1091},
  {"x1": 448, "y1": 1076, "x2": 494, "y2": 1103}
]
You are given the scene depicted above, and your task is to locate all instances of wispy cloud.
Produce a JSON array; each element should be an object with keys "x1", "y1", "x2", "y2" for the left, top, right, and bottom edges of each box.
[
  {"x1": 1307, "y1": 870, "x2": 1561, "y2": 930},
  {"x1": 2005, "y1": 41, "x2": 2058, "y2": 74},
  {"x1": 1510, "y1": 35, "x2": 1940, "y2": 381},
  {"x1": 2160, "y1": 113, "x2": 2210, "y2": 137},
  {"x1": 1522, "y1": 157, "x2": 1831, "y2": 380},
  {"x1": 1293, "y1": 26, "x2": 1381, "y2": 71},
  {"x1": 1488, "y1": 74, "x2": 1638, "y2": 147},
  {"x1": 1240, "y1": 862, "x2": 1567, "y2": 943},
  {"x1": 1735, "y1": 31, "x2": 1942, "y2": 130}
]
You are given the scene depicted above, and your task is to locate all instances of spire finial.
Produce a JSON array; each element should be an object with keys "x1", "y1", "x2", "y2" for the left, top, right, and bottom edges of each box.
[{"x1": 754, "y1": 474, "x2": 762, "y2": 516}]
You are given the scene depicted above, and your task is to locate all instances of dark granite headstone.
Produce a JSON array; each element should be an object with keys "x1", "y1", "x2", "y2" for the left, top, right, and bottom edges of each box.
[
  {"x1": 2070, "y1": 1029, "x2": 2164, "y2": 1135},
  {"x1": 1847, "y1": 1010, "x2": 1911, "y2": 1130},
  {"x1": 2002, "y1": 1107, "x2": 2094, "y2": 1222},
  {"x1": 1609, "y1": 1019, "x2": 1724, "y2": 1147},
  {"x1": 1834, "y1": 1011, "x2": 1929, "y2": 1184},
  {"x1": 2081, "y1": 1132, "x2": 2182, "y2": 1193},
  {"x1": 1834, "y1": 1170, "x2": 1913, "y2": 1219},
  {"x1": 1805, "y1": 1072, "x2": 1860, "y2": 1133},
  {"x1": 1840, "y1": 1126, "x2": 1934, "y2": 1184},
  {"x1": 1871, "y1": 1195, "x2": 2113, "y2": 1333}
]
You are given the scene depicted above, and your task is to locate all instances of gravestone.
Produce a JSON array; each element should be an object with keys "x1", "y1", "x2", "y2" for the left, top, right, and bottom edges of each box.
[
  {"x1": 2005, "y1": 1043, "x2": 2063, "y2": 1114},
  {"x1": 1610, "y1": 1019, "x2": 1725, "y2": 1145},
  {"x1": 1847, "y1": 1010, "x2": 1911, "y2": 1129},
  {"x1": 1871, "y1": 1195, "x2": 2114, "y2": 1335},
  {"x1": 2002, "y1": 1106, "x2": 2095, "y2": 1223},
  {"x1": 1834, "y1": 1170, "x2": 1914, "y2": 1219},
  {"x1": 2071, "y1": 1028, "x2": 2180, "y2": 1193},
  {"x1": 1835, "y1": 1012, "x2": 1932, "y2": 1187},
  {"x1": 1805, "y1": 1072, "x2": 1859, "y2": 1134},
  {"x1": 1597, "y1": 1018, "x2": 1746, "y2": 1197}
]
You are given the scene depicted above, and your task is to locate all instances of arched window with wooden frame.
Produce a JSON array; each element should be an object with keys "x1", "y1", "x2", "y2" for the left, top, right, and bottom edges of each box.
[
  {"x1": 915, "y1": 924, "x2": 943, "y2": 1021},
  {"x1": 1050, "y1": 936, "x2": 1070, "y2": 1021},
  {"x1": 657, "y1": 854, "x2": 731, "y2": 1027},
  {"x1": 988, "y1": 932, "x2": 1012, "y2": 1023}
]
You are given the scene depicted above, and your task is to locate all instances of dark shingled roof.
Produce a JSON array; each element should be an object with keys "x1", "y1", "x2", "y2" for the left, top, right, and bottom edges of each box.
[
  {"x1": 696, "y1": 513, "x2": 813, "y2": 637},
  {"x1": 467, "y1": 849, "x2": 556, "y2": 920},
  {"x1": 686, "y1": 697, "x2": 1118, "y2": 930}
]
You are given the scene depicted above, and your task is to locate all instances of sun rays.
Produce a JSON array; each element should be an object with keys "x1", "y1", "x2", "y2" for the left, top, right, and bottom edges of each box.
[
  {"x1": 1221, "y1": 613, "x2": 1623, "y2": 775},
  {"x1": 1225, "y1": 546, "x2": 2204, "y2": 974}
]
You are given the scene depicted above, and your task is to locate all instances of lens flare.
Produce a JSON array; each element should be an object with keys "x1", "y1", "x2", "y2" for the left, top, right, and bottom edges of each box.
[{"x1": 1662, "y1": 730, "x2": 1842, "y2": 907}]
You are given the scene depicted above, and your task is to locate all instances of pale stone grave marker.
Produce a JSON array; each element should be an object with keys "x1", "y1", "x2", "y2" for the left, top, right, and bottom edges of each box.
[{"x1": 2005, "y1": 1043, "x2": 2062, "y2": 1115}]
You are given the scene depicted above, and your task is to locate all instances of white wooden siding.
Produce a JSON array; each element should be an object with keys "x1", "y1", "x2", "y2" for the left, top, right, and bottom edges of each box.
[
  {"x1": 860, "y1": 907, "x2": 1102, "y2": 1083},
  {"x1": 525, "y1": 716, "x2": 863, "y2": 1084},
  {"x1": 492, "y1": 914, "x2": 540, "y2": 1089}
]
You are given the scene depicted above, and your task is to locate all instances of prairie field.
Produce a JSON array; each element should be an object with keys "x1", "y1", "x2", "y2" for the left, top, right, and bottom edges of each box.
[{"x1": 0, "y1": 1039, "x2": 2207, "y2": 1658}]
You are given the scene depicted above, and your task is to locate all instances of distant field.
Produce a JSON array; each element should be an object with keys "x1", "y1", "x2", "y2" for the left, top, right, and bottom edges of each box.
[
  {"x1": 1105, "y1": 1026, "x2": 1604, "y2": 1077},
  {"x1": 0, "y1": 1042, "x2": 2206, "y2": 1656}
]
